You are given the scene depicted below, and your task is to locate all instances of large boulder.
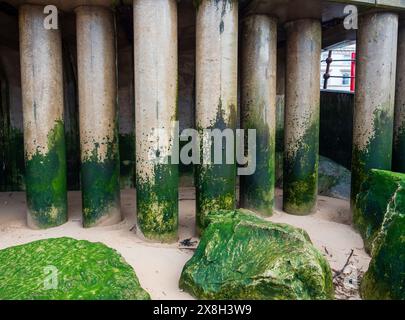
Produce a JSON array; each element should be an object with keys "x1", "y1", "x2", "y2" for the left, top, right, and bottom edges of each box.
[
  {"x1": 360, "y1": 185, "x2": 405, "y2": 300},
  {"x1": 179, "y1": 210, "x2": 334, "y2": 300},
  {"x1": 353, "y1": 169, "x2": 405, "y2": 252},
  {"x1": 0, "y1": 237, "x2": 150, "y2": 300}
]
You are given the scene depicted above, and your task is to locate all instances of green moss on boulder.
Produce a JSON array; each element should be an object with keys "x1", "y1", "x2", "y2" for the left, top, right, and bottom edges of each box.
[
  {"x1": 353, "y1": 169, "x2": 405, "y2": 252},
  {"x1": 0, "y1": 237, "x2": 150, "y2": 300},
  {"x1": 179, "y1": 210, "x2": 334, "y2": 300},
  {"x1": 360, "y1": 185, "x2": 405, "y2": 300}
]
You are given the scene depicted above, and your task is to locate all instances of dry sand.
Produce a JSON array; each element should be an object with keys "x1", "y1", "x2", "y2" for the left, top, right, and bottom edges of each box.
[{"x1": 0, "y1": 187, "x2": 370, "y2": 300}]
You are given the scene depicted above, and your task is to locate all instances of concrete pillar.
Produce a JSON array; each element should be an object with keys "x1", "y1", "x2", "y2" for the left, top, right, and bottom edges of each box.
[
  {"x1": 195, "y1": 0, "x2": 238, "y2": 232},
  {"x1": 76, "y1": 6, "x2": 121, "y2": 228},
  {"x1": 133, "y1": 0, "x2": 178, "y2": 242},
  {"x1": 283, "y1": 19, "x2": 321, "y2": 215},
  {"x1": 351, "y1": 13, "x2": 398, "y2": 206},
  {"x1": 19, "y1": 5, "x2": 67, "y2": 229},
  {"x1": 240, "y1": 15, "x2": 277, "y2": 216},
  {"x1": 393, "y1": 19, "x2": 405, "y2": 173}
]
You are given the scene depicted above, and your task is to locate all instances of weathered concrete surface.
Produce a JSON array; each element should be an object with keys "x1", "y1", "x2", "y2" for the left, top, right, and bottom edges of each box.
[
  {"x1": 283, "y1": 19, "x2": 321, "y2": 215},
  {"x1": 76, "y1": 6, "x2": 121, "y2": 228},
  {"x1": 351, "y1": 12, "x2": 398, "y2": 208},
  {"x1": 195, "y1": 0, "x2": 238, "y2": 232},
  {"x1": 240, "y1": 15, "x2": 277, "y2": 216},
  {"x1": 393, "y1": 20, "x2": 405, "y2": 173},
  {"x1": 19, "y1": 4, "x2": 67, "y2": 229},
  {"x1": 133, "y1": 0, "x2": 179, "y2": 243}
]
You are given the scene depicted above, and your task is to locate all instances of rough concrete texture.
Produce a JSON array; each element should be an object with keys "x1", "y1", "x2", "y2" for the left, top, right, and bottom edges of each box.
[
  {"x1": 283, "y1": 19, "x2": 321, "y2": 215},
  {"x1": 19, "y1": 4, "x2": 67, "y2": 229},
  {"x1": 351, "y1": 12, "x2": 398, "y2": 207},
  {"x1": 133, "y1": 0, "x2": 179, "y2": 243},
  {"x1": 76, "y1": 6, "x2": 121, "y2": 228},
  {"x1": 240, "y1": 15, "x2": 277, "y2": 217},
  {"x1": 195, "y1": 0, "x2": 238, "y2": 232}
]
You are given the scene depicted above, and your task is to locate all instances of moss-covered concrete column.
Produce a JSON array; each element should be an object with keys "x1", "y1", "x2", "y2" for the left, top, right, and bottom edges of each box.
[
  {"x1": 133, "y1": 0, "x2": 178, "y2": 243},
  {"x1": 195, "y1": 0, "x2": 238, "y2": 232},
  {"x1": 393, "y1": 19, "x2": 405, "y2": 173},
  {"x1": 19, "y1": 5, "x2": 67, "y2": 229},
  {"x1": 240, "y1": 15, "x2": 277, "y2": 216},
  {"x1": 283, "y1": 19, "x2": 321, "y2": 215},
  {"x1": 351, "y1": 12, "x2": 398, "y2": 207},
  {"x1": 76, "y1": 6, "x2": 121, "y2": 228}
]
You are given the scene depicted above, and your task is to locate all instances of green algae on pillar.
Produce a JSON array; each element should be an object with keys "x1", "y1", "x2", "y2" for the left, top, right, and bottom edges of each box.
[
  {"x1": 19, "y1": 5, "x2": 67, "y2": 229},
  {"x1": 195, "y1": 0, "x2": 238, "y2": 232},
  {"x1": 240, "y1": 15, "x2": 277, "y2": 216},
  {"x1": 283, "y1": 19, "x2": 321, "y2": 215},
  {"x1": 393, "y1": 20, "x2": 405, "y2": 173},
  {"x1": 76, "y1": 6, "x2": 121, "y2": 228},
  {"x1": 351, "y1": 12, "x2": 398, "y2": 208},
  {"x1": 133, "y1": 0, "x2": 179, "y2": 242}
]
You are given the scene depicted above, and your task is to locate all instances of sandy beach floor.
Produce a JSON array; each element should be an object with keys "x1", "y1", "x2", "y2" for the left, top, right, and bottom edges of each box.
[{"x1": 0, "y1": 187, "x2": 370, "y2": 300}]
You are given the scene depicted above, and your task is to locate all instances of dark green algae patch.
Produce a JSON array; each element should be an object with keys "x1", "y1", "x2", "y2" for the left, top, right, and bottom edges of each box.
[
  {"x1": 195, "y1": 162, "x2": 236, "y2": 232},
  {"x1": 180, "y1": 209, "x2": 334, "y2": 300},
  {"x1": 0, "y1": 237, "x2": 150, "y2": 300},
  {"x1": 195, "y1": 101, "x2": 237, "y2": 233},
  {"x1": 240, "y1": 106, "x2": 275, "y2": 217},
  {"x1": 25, "y1": 120, "x2": 67, "y2": 229},
  {"x1": 351, "y1": 108, "x2": 394, "y2": 208},
  {"x1": 81, "y1": 140, "x2": 121, "y2": 228},
  {"x1": 136, "y1": 162, "x2": 179, "y2": 243},
  {"x1": 353, "y1": 169, "x2": 405, "y2": 253},
  {"x1": 360, "y1": 179, "x2": 405, "y2": 300},
  {"x1": 283, "y1": 120, "x2": 319, "y2": 215}
]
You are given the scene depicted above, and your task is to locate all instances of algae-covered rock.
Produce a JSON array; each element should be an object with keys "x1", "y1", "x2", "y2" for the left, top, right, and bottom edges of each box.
[
  {"x1": 179, "y1": 210, "x2": 334, "y2": 300},
  {"x1": 353, "y1": 169, "x2": 405, "y2": 252},
  {"x1": 318, "y1": 156, "x2": 351, "y2": 200},
  {"x1": 0, "y1": 237, "x2": 150, "y2": 300},
  {"x1": 361, "y1": 186, "x2": 405, "y2": 300}
]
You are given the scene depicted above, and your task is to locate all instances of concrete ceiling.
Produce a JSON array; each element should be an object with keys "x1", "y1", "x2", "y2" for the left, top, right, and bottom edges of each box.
[
  {"x1": 1, "y1": 0, "x2": 405, "y2": 50},
  {"x1": 1, "y1": 0, "x2": 405, "y2": 15}
]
